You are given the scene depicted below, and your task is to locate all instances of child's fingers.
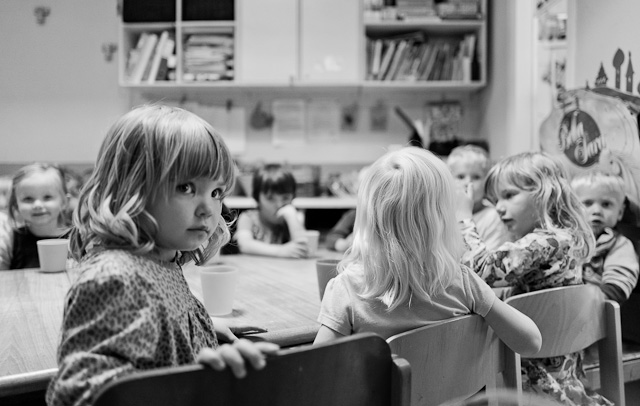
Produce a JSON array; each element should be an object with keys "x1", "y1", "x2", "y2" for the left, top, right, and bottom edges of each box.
[
  {"x1": 218, "y1": 343, "x2": 249, "y2": 378},
  {"x1": 196, "y1": 347, "x2": 226, "y2": 371},
  {"x1": 231, "y1": 339, "x2": 273, "y2": 371}
]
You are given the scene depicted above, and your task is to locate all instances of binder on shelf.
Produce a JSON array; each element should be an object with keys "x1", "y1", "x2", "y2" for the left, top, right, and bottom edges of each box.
[
  {"x1": 147, "y1": 31, "x2": 169, "y2": 84},
  {"x1": 154, "y1": 37, "x2": 176, "y2": 81},
  {"x1": 125, "y1": 32, "x2": 148, "y2": 79},
  {"x1": 130, "y1": 33, "x2": 158, "y2": 84}
]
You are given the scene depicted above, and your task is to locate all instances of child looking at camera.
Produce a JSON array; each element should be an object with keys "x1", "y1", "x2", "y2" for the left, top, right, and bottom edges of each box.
[
  {"x1": 571, "y1": 171, "x2": 639, "y2": 304},
  {"x1": 447, "y1": 145, "x2": 511, "y2": 250},
  {"x1": 234, "y1": 164, "x2": 308, "y2": 258},
  {"x1": 0, "y1": 163, "x2": 70, "y2": 269},
  {"x1": 46, "y1": 105, "x2": 278, "y2": 406}
]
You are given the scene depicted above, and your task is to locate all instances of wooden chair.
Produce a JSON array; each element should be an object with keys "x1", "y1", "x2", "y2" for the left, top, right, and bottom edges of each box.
[
  {"x1": 504, "y1": 284, "x2": 625, "y2": 406},
  {"x1": 94, "y1": 332, "x2": 411, "y2": 406},
  {"x1": 387, "y1": 314, "x2": 521, "y2": 406}
]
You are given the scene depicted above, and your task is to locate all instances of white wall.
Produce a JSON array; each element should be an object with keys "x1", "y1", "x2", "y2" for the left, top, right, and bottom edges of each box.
[
  {"x1": 0, "y1": 0, "x2": 130, "y2": 164},
  {"x1": 478, "y1": 0, "x2": 536, "y2": 161},
  {"x1": 570, "y1": 0, "x2": 640, "y2": 93}
]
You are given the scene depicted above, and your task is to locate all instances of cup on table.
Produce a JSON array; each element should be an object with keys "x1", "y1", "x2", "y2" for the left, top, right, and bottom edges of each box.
[
  {"x1": 315, "y1": 258, "x2": 340, "y2": 300},
  {"x1": 304, "y1": 230, "x2": 320, "y2": 258},
  {"x1": 37, "y1": 239, "x2": 69, "y2": 273},
  {"x1": 199, "y1": 265, "x2": 239, "y2": 316}
]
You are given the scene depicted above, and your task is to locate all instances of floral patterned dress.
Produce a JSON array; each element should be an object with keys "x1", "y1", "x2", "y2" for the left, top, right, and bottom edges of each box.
[
  {"x1": 460, "y1": 219, "x2": 613, "y2": 406},
  {"x1": 46, "y1": 249, "x2": 218, "y2": 406}
]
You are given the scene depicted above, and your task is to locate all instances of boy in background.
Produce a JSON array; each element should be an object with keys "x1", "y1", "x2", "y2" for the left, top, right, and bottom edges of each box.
[
  {"x1": 571, "y1": 171, "x2": 639, "y2": 303},
  {"x1": 446, "y1": 145, "x2": 511, "y2": 250}
]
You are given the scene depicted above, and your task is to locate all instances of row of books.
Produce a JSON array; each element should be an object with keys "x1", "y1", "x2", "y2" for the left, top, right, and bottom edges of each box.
[
  {"x1": 365, "y1": 32, "x2": 477, "y2": 82},
  {"x1": 125, "y1": 31, "x2": 176, "y2": 84},
  {"x1": 183, "y1": 34, "x2": 234, "y2": 82}
]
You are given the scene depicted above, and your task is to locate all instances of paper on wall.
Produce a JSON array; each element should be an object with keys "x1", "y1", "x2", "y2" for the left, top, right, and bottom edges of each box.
[
  {"x1": 272, "y1": 99, "x2": 306, "y2": 146},
  {"x1": 307, "y1": 99, "x2": 340, "y2": 142}
]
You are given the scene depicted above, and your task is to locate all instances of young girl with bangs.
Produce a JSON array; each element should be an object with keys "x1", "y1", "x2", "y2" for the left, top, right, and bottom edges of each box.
[
  {"x1": 314, "y1": 147, "x2": 541, "y2": 360},
  {"x1": 47, "y1": 105, "x2": 278, "y2": 406},
  {"x1": 456, "y1": 152, "x2": 610, "y2": 406}
]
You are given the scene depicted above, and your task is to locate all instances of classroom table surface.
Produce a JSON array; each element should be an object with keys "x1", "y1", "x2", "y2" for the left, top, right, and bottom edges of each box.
[{"x1": 0, "y1": 249, "x2": 343, "y2": 396}]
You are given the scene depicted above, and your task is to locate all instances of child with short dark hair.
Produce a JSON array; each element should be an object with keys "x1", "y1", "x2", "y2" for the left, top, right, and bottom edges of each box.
[
  {"x1": 571, "y1": 171, "x2": 639, "y2": 304},
  {"x1": 47, "y1": 105, "x2": 278, "y2": 406},
  {"x1": 0, "y1": 163, "x2": 70, "y2": 269},
  {"x1": 234, "y1": 164, "x2": 308, "y2": 258}
]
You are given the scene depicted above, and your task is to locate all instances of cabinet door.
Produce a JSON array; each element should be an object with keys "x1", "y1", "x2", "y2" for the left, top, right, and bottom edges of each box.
[
  {"x1": 236, "y1": 0, "x2": 298, "y2": 83},
  {"x1": 299, "y1": 0, "x2": 361, "y2": 82}
]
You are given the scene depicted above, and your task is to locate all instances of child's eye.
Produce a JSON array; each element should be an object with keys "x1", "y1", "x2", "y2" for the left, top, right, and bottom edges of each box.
[
  {"x1": 176, "y1": 183, "x2": 195, "y2": 194},
  {"x1": 211, "y1": 188, "x2": 223, "y2": 199}
]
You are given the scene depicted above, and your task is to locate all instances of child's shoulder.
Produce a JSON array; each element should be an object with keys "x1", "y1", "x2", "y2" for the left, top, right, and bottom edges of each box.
[{"x1": 74, "y1": 249, "x2": 150, "y2": 284}]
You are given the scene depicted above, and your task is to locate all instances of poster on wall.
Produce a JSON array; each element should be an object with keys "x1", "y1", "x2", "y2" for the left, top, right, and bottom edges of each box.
[{"x1": 539, "y1": 48, "x2": 640, "y2": 225}]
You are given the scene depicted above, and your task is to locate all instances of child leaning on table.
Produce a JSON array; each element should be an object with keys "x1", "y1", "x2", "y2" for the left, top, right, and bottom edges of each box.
[
  {"x1": 571, "y1": 171, "x2": 639, "y2": 304},
  {"x1": 456, "y1": 152, "x2": 612, "y2": 406},
  {"x1": 0, "y1": 163, "x2": 71, "y2": 270},
  {"x1": 446, "y1": 144, "x2": 511, "y2": 250},
  {"x1": 46, "y1": 105, "x2": 278, "y2": 406},
  {"x1": 233, "y1": 163, "x2": 309, "y2": 258},
  {"x1": 314, "y1": 147, "x2": 542, "y2": 360}
]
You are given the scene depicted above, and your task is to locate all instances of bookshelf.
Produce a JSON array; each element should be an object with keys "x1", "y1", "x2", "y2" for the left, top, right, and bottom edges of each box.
[{"x1": 118, "y1": 0, "x2": 487, "y2": 91}]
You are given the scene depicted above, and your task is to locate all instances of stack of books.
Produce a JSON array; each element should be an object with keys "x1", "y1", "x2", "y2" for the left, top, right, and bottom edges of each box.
[
  {"x1": 125, "y1": 30, "x2": 176, "y2": 84},
  {"x1": 396, "y1": 0, "x2": 437, "y2": 20},
  {"x1": 436, "y1": 0, "x2": 482, "y2": 20},
  {"x1": 182, "y1": 34, "x2": 234, "y2": 82},
  {"x1": 366, "y1": 32, "x2": 477, "y2": 82}
]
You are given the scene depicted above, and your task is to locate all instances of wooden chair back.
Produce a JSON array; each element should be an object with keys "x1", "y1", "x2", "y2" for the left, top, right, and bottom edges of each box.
[
  {"x1": 387, "y1": 314, "x2": 520, "y2": 406},
  {"x1": 504, "y1": 284, "x2": 625, "y2": 406},
  {"x1": 94, "y1": 332, "x2": 411, "y2": 406}
]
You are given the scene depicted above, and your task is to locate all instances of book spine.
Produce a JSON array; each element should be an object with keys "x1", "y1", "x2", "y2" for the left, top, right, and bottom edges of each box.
[
  {"x1": 147, "y1": 31, "x2": 169, "y2": 84},
  {"x1": 130, "y1": 33, "x2": 158, "y2": 84}
]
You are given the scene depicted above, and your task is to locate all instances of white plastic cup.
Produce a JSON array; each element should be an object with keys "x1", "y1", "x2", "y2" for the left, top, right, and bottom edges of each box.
[
  {"x1": 37, "y1": 239, "x2": 69, "y2": 273},
  {"x1": 315, "y1": 258, "x2": 340, "y2": 300},
  {"x1": 199, "y1": 265, "x2": 239, "y2": 316},
  {"x1": 304, "y1": 230, "x2": 320, "y2": 258}
]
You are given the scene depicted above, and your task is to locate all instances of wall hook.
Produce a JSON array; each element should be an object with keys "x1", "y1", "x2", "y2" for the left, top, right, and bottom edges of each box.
[
  {"x1": 102, "y1": 43, "x2": 117, "y2": 62},
  {"x1": 34, "y1": 6, "x2": 51, "y2": 25}
]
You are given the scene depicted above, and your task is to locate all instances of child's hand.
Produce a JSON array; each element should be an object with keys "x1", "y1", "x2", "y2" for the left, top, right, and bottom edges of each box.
[
  {"x1": 334, "y1": 233, "x2": 354, "y2": 252},
  {"x1": 197, "y1": 339, "x2": 279, "y2": 378},
  {"x1": 455, "y1": 183, "x2": 475, "y2": 221},
  {"x1": 278, "y1": 238, "x2": 308, "y2": 258},
  {"x1": 276, "y1": 204, "x2": 298, "y2": 221}
]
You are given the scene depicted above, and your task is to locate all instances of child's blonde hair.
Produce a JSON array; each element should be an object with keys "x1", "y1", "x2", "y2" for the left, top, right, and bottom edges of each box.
[
  {"x1": 8, "y1": 163, "x2": 69, "y2": 228},
  {"x1": 342, "y1": 147, "x2": 465, "y2": 310},
  {"x1": 71, "y1": 104, "x2": 236, "y2": 265},
  {"x1": 570, "y1": 171, "x2": 627, "y2": 205},
  {"x1": 446, "y1": 144, "x2": 492, "y2": 175},
  {"x1": 485, "y1": 152, "x2": 595, "y2": 261}
]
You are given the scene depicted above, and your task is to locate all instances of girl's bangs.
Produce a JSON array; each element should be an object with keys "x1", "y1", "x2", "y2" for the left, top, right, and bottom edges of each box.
[{"x1": 168, "y1": 128, "x2": 235, "y2": 193}]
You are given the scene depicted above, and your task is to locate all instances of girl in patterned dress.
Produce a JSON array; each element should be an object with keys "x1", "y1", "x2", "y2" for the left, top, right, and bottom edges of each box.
[
  {"x1": 46, "y1": 105, "x2": 278, "y2": 406},
  {"x1": 456, "y1": 152, "x2": 611, "y2": 406},
  {"x1": 315, "y1": 147, "x2": 542, "y2": 360}
]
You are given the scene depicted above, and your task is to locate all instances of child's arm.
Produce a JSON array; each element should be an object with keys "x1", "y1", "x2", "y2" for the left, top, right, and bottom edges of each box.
[
  {"x1": 483, "y1": 298, "x2": 542, "y2": 357},
  {"x1": 235, "y1": 211, "x2": 308, "y2": 258},
  {"x1": 314, "y1": 325, "x2": 347, "y2": 344},
  {"x1": 600, "y1": 235, "x2": 640, "y2": 303},
  {"x1": 276, "y1": 204, "x2": 306, "y2": 241},
  {"x1": 325, "y1": 209, "x2": 356, "y2": 252}
]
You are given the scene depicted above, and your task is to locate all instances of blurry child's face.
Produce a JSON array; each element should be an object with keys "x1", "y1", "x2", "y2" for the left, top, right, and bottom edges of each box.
[
  {"x1": 574, "y1": 184, "x2": 625, "y2": 237},
  {"x1": 14, "y1": 170, "x2": 66, "y2": 229},
  {"x1": 449, "y1": 160, "x2": 485, "y2": 210},
  {"x1": 494, "y1": 185, "x2": 541, "y2": 239},
  {"x1": 258, "y1": 192, "x2": 293, "y2": 224},
  {"x1": 146, "y1": 177, "x2": 225, "y2": 261}
]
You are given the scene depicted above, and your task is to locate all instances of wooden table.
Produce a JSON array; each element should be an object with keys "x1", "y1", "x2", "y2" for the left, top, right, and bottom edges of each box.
[{"x1": 0, "y1": 250, "x2": 343, "y2": 396}]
